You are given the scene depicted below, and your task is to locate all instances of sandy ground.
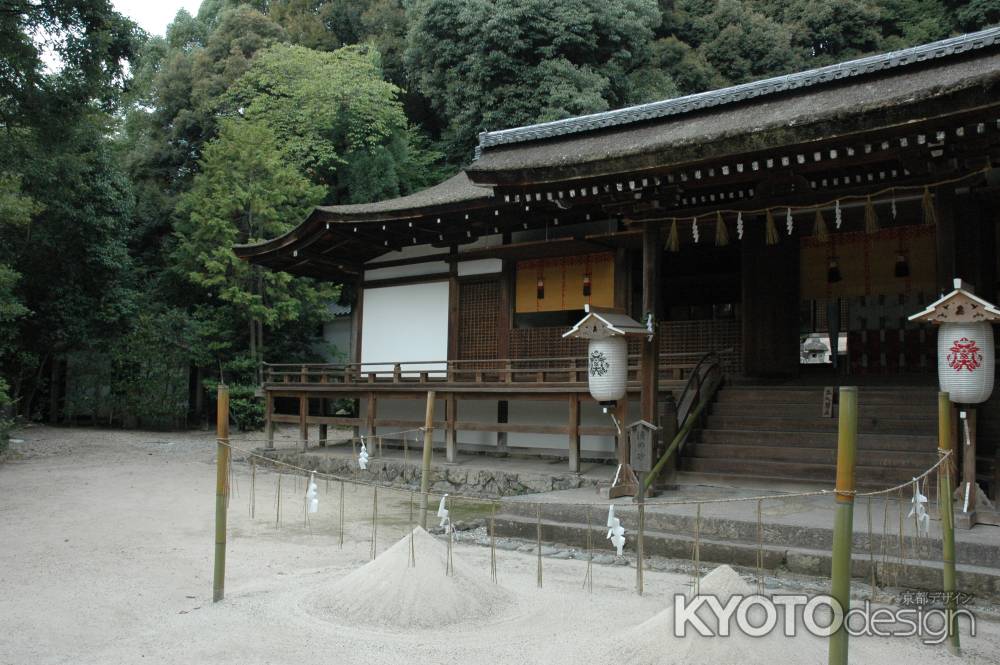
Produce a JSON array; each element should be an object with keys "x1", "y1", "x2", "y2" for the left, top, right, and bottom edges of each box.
[{"x1": 2, "y1": 426, "x2": 998, "y2": 665}]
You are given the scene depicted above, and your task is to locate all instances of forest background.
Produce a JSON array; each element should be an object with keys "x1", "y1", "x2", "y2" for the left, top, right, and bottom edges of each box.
[{"x1": 2, "y1": 0, "x2": 997, "y2": 436}]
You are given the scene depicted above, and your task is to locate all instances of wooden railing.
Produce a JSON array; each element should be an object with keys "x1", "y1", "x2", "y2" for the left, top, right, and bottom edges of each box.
[{"x1": 262, "y1": 351, "x2": 735, "y2": 388}]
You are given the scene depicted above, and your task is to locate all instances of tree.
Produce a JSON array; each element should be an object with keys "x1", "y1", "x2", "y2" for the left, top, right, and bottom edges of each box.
[
  {"x1": 694, "y1": 1, "x2": 801, "y2": 84},
  {"x1": 0, "y1": 0, "x2": 139, "y2": 129},
  {"x1": 172, "y1": 119, "x2": 335, "y2": 375},
  {"x1": 225, "y1": 43, "x2": 442, "y2": 202},
  {"x1": 405, "y1": 0, "x2": 673, "y2": 162}
]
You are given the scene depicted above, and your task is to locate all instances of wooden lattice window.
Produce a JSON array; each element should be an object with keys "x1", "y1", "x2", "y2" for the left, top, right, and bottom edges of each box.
[{"x1": 458, "y1": 279, "x2": 500, "y2": 360}]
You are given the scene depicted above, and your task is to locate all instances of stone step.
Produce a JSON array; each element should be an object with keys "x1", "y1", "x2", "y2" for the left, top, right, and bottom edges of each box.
[
  {"x1": 717, "y1": 388, "x2": 937, "y2": 406},
  {"x1": 679, "y1": 457, "x2": 927, "y2": 486},
  {"x1": 498, "y1": 501, "x2": 1000, "y2": 568},
  {"x1": 685, "y1": 442, "x2": 937, "y2": 470},
  {"x1": 712, "y1": 401, "x2": 938, "y2": 418},
  {"x1": 492, "y1": 512, "x2": 1000, "y2": 598},
  {"x1": 697, "y1": 428, "x2": 937, "y2": 450},
  {"x1": 706, "y1": 414, "x2": 935, "y2": 435}
]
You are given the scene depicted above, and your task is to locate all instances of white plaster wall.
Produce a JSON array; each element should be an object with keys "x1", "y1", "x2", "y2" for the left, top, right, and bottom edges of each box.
[
  {"x1": 364, "y1": 261, "x2": 449, "y2": 281},
  {"x1": 360, "y1": 281, "x2": 449, "y2": 373},
  {"x1": 367, "y1": 245, "x2": 447, "y2": 264},
  {"x1": 457, "y1": 259, "x2": 503, "y2": 276}
]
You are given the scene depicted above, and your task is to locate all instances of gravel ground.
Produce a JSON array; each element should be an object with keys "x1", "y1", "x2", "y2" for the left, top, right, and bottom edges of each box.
[{"x1": 1, "y1": 425, "x2": 997, "y2": 664}]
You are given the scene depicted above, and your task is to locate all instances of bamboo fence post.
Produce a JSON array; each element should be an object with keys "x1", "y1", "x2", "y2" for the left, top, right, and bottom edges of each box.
[
  {"x1": 419, "y1": 390, "x2": 436, "y2": 529},
  {"x1": 213, "y1": 384, "x2": 230, "y2": 603},
  {"x1": 828, "y1": 386, "x2": 857, "y2": 665},
  {"x1": 938, "y1": 391, "x2": 961, "y2": 656}
]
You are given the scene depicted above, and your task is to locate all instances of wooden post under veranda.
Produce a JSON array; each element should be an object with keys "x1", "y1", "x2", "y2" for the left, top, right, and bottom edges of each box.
[
  {"x1": 828, "y1": 386, "x2": 857, "y2": 665},
  {"x1": 213, "y1": 384, "x2": 230, "y2": 603},
  {"x1": 938, "y1": 392, "x2": 961, "y2": 655},
  {"x1": 419, "y1": 390, "x2": 436, "y2": 529}
]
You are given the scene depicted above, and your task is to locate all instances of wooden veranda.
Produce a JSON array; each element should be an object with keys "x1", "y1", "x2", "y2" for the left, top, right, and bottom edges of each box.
[{"x1": 262, "y1": 351, "x2": 730, "y2": 471}]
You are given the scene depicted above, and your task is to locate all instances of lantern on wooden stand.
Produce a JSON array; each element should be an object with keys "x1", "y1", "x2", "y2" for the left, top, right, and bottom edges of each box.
[
  {"x1": 909, "y1": 278, "x2": 1000, "y2": 527},
  {"x1": 564, "y1": 305, "x2": 649, "y2": 497}
]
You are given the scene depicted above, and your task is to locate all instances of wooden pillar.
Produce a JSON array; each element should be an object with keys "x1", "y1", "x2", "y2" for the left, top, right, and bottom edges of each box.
[
  {"x1": 935, "y1": 185, "x2": 957, "y2": 294},
  {"x1": 366, "y1": 391, "x2": 377, "y2": 437},
  {"x1": 568, "y1": 394, "x2": 580, "y2": 473},
  {"x1": 351, "y1": 278, "x2": 364, "y2": 364},
  {"x1": 640, "y1": 222, "x2": 662, "y2": 427},
  {"x1": 614, "y1": 247, "x2": 629, "y2": 312},
  {"x1": 264, "y1": 390, "x2": 275, "y2": 449},
  {"x1": 445, "y1": 393, "x2": 457, "y2": 463},
  {"x1": 298, "y1": 394, "x2": 308, "y2": 450}
]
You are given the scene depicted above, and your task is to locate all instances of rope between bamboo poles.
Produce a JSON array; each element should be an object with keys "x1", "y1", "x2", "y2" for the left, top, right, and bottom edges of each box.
[{"x1": 220, "y1": 438, "x2": 954, "y2": 509}]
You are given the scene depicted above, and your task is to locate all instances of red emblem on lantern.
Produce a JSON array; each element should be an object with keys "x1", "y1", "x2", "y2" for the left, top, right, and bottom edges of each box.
[{"x1": 947, "y1": 337, "x2": 982, "y2": 372}]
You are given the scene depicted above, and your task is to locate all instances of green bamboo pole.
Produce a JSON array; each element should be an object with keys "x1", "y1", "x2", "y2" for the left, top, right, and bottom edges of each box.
[
  {"x1": 938, "y1": 391, "x2": 960, "y2": 656},
  {"x1": 213, "y1": 384, "x2": 230, "y2": 603},
  {"x1": 419, "y1": 390, "x2": 436, "y2": 529},
  {"x1": 828, "y1": 386, "x2": 857, "y2": 665}
]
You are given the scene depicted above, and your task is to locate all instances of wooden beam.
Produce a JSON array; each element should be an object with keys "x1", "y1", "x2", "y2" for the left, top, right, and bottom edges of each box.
[{"x1": 640, "y1": 221, "x2": 662, "y2": 427}]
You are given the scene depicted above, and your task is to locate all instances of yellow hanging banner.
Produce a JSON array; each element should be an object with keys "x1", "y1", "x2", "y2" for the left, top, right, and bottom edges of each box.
[{"x1": 515, "y1": 253, "x2": 615, "y2": 313}]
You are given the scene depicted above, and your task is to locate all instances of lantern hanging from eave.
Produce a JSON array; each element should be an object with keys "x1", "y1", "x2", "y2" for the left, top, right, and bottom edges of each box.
[
  {"x1": 909, "y1": 279, "x2": 1000, "y2": 404},
  {"x1": 563, "y1": 305, "x2": 648, "y2": 403}
]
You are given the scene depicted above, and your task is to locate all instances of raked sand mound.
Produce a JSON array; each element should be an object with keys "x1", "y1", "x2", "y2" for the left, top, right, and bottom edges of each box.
[
  {"x1": 317, "y1": 527, "x2": 513, "y2": 630},
  {"x1": 614, "y1": 565, "x2": 827, "y2": 665}
]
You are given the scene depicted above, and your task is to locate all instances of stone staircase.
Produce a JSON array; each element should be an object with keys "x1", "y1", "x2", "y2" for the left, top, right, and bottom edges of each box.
[{"x1": 679, "y1": 385, "x2": 940, "y2": 488}]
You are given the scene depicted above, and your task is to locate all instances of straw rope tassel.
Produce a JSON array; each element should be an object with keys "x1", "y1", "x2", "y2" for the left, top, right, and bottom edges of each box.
[
  {"x1": 813, "y1": 209, "x2": 830, "y2": 242},
  {"x1": 715, "y1": 211, "x2": 729, "y2": 247},
  {"x1": 865, "y1": 196, "x2": 880, "y2": 233},
  {"x1": 867, "y1": 496, "x2": 875, "y2": 598},
  {"x1": 764, "y1": 210, "x2": 779, "y2": 245},
  {"x1": 338, "y1": 480, "x2": 345, "y2": 549},
  {"x1": 489, "y1": 503, "x2": 497, "y2": 583},
  {"x1": 370, "y1": 485, "x2": 378, "y2": 560},
  {"x1": 536, "y1": 505, "x2": 543, "y2": 589},
  {"x1": 583, "y1": 505, "x2": 594, "y2": 593},
  {"x1": 922, "y1": 187, "x2": 937, "y2": 226},
  {"x1": 755, "y1": 499, "x2": 764, "y2": 596},
  {"x1": 666, "y1": 218, "x2": 680, "y2": 252}
]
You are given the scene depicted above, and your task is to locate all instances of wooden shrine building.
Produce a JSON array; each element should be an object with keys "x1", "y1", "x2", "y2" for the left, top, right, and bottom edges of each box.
[{"x1": 235, "y1": 27, "x2": 1000, "y2": 491}]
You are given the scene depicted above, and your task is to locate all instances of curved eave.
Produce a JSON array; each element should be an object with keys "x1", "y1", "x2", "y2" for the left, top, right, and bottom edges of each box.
[{"x1": 233, "y1": 173, "x2": 496, "y2": 281}]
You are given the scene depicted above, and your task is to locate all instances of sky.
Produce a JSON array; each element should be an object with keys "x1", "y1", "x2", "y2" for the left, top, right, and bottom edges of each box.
[{"x1": 113, "y1": 0, "x2": 204, "y2": 36}]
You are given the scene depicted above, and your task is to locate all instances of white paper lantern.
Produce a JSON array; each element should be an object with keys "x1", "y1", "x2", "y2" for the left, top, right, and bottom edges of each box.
[
  {"x1": 588, "y1": 337, "x2": 628, "y2": 402},
  {"x1": 937, "y1": 321, "x2": 995, "y2": 404}
]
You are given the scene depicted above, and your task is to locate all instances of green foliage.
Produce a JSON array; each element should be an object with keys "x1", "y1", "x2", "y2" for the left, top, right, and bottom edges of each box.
[
  {"x1": 0, "y1": 0, "x2": 140, "y2": 127},
  {"x1": 203, "y1": 356, "x2": 265, "y2": 431},
  {"x1": 172, "y1": 118, "x2": 336, "y2": 365},
  {"x1": 226, "y1": 43, "x2": 442, "y2": 200},
  {"x1": 405, "y1": 0, "x2": 674, "y2": 160}
]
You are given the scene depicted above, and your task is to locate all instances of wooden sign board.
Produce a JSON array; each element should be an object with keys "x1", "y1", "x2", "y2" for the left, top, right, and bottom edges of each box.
[
  {"x1": 823, "y1": 386, "x2": 834, "y2": 418},
  {"x1": 628, "y1": 420, "x2": 658, "y2": 473}
]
